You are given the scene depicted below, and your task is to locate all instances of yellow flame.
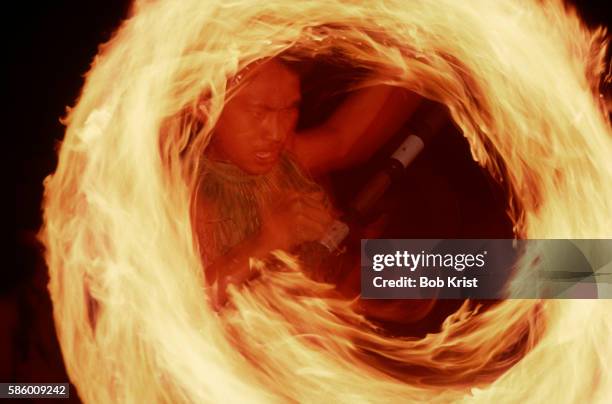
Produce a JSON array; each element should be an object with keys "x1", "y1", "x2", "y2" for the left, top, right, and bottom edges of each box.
[{"x1": 40, "y1": 0, "x2": 612, "y2": 402}]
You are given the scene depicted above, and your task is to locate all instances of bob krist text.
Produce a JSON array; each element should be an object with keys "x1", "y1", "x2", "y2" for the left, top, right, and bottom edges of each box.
[{"x1": 370, "y1": 250, "x2": 487, "y2": 289}]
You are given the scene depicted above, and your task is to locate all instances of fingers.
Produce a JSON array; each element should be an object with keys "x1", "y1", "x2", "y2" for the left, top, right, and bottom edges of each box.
[
  {"x1": 280, "y1": 190, "x2": 325, "y2": 206},
  {"x1": 295, "y1": 192, "x2": 330, "y2": 213},
  {"x1": 305, "y1": 191, "x2": 325, "y2": 202},
  {"x1": 295, "y1": 213, "x2": 328, "y2": 242},
  {"x1": 263, "y1": 191, "x2": 301, "y2": 218},
  {"x1": 294, "y1": 202, "x2": 334, "y2": 227},
  {"x1": 301, "y1": 191, "x2": 326, "y2": 208},
  {"x1": 265, "y1": 190, "x2": 338, "y2": 245},
  {"x1": 309, "y1": 206, "x2": 335, "y2": 228}
]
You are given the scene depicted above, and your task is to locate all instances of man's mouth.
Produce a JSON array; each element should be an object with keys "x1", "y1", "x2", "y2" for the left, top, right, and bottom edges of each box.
[{"x1": 255, "y1": 150, "x2": 279, "y2": 162}]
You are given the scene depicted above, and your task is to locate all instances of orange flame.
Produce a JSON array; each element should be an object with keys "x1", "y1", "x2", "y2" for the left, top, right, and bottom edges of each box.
[{"x1": 40, "y1": 0, "x2": 612, "y2": 402}]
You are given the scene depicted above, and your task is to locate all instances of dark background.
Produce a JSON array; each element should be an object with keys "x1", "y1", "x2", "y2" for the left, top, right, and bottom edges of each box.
[{"x1": 9, "y1": 1, "x2": 611, "y2": 402}]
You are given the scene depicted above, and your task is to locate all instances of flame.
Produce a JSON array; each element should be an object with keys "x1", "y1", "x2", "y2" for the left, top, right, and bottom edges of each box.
[{"x1": 40, "y1": 0, "x2": 612, "y2": 402}]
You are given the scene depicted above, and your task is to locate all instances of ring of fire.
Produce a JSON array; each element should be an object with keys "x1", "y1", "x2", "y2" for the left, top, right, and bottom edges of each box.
[{"x1": 40, "y1": 0, "x2": 611, "y2": 402}]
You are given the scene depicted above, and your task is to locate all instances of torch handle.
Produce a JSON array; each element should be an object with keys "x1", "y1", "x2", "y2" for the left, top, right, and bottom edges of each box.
[{"x1": 314, "y1": 100, "x2": 450, "y2": 255}]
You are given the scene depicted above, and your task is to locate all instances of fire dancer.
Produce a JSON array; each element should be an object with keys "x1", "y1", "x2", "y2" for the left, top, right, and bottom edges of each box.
[{"x1": 193, "y1": 57, "x2": 421, "y2": 308}]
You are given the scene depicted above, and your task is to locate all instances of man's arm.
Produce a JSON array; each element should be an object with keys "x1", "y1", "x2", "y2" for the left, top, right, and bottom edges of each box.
[{"x1": 289, "y1": 86, "x2": 422, "y2": 176}]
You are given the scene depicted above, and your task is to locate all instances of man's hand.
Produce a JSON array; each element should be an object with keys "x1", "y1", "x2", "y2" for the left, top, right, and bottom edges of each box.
[
  {"x1": 260, "y1": 191, "x2": 335, "y2": 251},
  {"x1": 198, "y1": 190, "x2": 335, "y2": 310}
]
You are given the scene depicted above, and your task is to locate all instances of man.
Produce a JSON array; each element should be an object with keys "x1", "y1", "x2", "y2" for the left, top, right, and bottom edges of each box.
[{"x1": 193, "y1": 58, "x2": 421, "y2": 308}]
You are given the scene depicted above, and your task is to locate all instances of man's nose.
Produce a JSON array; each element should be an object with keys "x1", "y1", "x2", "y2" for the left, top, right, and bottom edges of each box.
[{"x1": 262, "y1": 113, "x2": 288, "y2": 142}]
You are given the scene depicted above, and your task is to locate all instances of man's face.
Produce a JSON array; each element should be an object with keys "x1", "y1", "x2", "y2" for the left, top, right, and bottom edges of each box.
[{"x1": 208, "y1": 60, "x2": 301, "y2": 174}]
